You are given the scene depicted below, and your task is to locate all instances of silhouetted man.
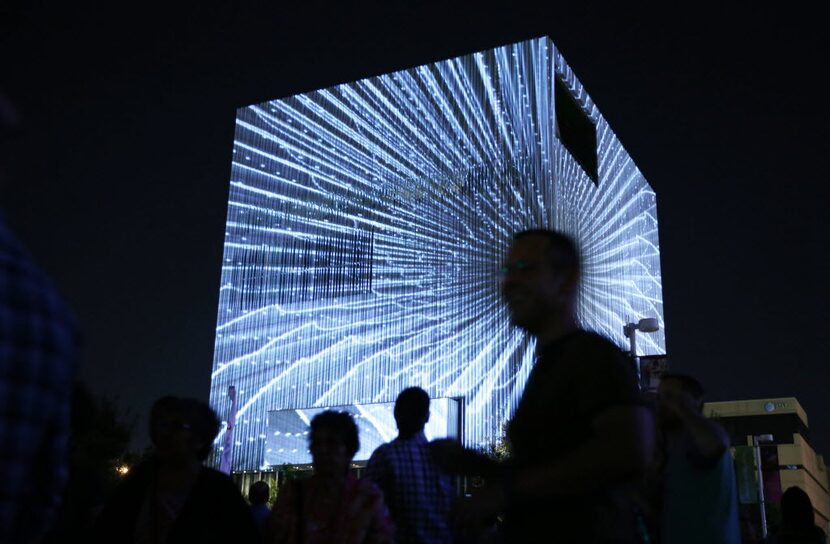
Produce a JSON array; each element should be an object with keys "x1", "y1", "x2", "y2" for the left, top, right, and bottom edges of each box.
[
  {"x1": 434, "y1": 229, "x2": 654, "y2": 543},
  {"x1": 656, "y1": 373, "x2": 740, "y2": 544},
  {"x1": 365, "y1": 387, "x2": 454, "y2": 544},
  {"x1": 1, "y1": 91, "x2": 80, "y2": 543}
]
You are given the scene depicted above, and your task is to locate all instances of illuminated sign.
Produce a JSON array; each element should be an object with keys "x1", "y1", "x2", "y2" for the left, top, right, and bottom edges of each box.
[{"x1": 764, "y1": 401, "x2": 788, "y2": 412}]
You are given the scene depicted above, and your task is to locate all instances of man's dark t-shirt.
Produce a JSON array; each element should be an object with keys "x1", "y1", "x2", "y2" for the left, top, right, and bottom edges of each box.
[{"x1": 504, "y1": 330, "x2": 642, "y2": 543}]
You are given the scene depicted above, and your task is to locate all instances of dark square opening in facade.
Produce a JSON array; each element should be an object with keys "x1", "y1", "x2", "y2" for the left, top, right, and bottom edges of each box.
[{"x1": 555, "y1": 77, "x2": 599, "y2": 185}]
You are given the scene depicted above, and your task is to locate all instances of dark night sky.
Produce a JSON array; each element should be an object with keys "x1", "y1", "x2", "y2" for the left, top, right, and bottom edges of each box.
[{"x1": 2, "y1": 4, "x2": 828, "y2": 454}]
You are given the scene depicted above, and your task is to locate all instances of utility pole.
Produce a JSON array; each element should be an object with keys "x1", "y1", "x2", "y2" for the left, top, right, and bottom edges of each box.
[
  {"x1": 753, "y1": 433, "x2": 774, "y2": 539},
  {"x1": 623, "y1": 317, "x2": 659, "y2": 389}
]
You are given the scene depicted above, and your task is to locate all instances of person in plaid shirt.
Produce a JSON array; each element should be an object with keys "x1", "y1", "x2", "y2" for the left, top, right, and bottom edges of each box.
[
  {"x1": 364, "y1": 387, "x2": 455, "y2": 544},
  {"x1": 0, "y1": 214, "x2": 79, "y2": 542}
]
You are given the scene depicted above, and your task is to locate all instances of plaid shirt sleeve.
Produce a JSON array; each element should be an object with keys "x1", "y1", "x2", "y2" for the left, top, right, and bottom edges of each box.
[
  {"x1": 362, "y1": 434, "x2": 455, "y2": 544},
  {"x1": 0, "y1": 218, "x2": 79, "y2": 542},
  {"x1": 364, "y1": 443, "x2": 389, "y2": 489}
]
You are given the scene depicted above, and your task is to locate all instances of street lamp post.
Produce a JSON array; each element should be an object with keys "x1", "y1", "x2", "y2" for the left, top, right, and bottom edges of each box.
[
  {"x1": 623, "y1": 317, "x2": 660, "y2": 389},
  {"x1": 753, "y1": 433, "x2": 774, "y2": 539}
]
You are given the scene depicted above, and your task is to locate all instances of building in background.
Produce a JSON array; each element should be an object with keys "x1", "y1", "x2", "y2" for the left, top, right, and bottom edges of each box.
[
  {"x1": 705, "y1": 397, "x2": 830, "y2": 538},
  {"x1": 209, "y1": 36, "x2": 666, "y2": 473}
]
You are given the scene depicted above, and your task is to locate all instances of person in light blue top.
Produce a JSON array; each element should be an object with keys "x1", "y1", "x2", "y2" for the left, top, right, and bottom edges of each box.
[{"x1": 656, "y1": 373, "x2": 741, "y2": 544}]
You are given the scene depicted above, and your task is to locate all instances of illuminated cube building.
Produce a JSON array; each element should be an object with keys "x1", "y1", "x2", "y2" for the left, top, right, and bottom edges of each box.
[{"x1": 209, "y1": 36, "x2": 666, "y2": 472}]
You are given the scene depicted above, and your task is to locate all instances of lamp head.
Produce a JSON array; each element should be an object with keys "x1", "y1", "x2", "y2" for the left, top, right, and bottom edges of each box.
[{"x1": 637, "y1": 318, "x2": 659, "y2": 333}]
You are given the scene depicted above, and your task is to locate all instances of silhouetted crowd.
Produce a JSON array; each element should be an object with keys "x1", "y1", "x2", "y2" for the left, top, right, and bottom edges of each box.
[{"x1": 3, "y1": 207, "x2": 827, "y2": 544}]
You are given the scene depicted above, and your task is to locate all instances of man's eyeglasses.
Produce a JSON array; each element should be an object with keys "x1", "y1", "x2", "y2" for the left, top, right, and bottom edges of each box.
[
  {"x1": 498, "y1": 260, "x2": 542, "y2": 276},
  {"x1": 155, "y1": 420, "x2": 193, "y2": 433}
]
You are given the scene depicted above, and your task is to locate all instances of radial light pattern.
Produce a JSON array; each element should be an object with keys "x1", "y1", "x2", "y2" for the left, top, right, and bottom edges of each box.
[{"x1": 210, "y1": 37, "x2": 666, "y2": 472}]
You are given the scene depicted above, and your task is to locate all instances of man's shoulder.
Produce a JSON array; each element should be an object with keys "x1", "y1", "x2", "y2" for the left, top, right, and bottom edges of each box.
[
  {"x1": 0, "y1": 229, "x2": 80, "y2": 383},
  {"x1": 369, "y1": 435, "x2": 435, "y2": 470},
  {"x1": 369, "y1": 438, "x2": 416, "y2": 462},
  {"x1": 366, "y1": 442, "x2": 393, "y2": 475},
  {"x1": 680, "y1": 429, "x2": 733, "y2": 471},
  {"x1": 369, "y1": 441, "x2": 393, "y2": 459},
  {"x1": 536, "y1": 330, "x2": 639, "y2": 406},
  {"x1": 569, "y1": 330, "x2": 625, "y2": 353},
  {"x1": 198, "y1": 466, "x2": 243, "y2": 493},
  {"x1": 538, "y1": 330, "x2": 626, "y2": 365}
]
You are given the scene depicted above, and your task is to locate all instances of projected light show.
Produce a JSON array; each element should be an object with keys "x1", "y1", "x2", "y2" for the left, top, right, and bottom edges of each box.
[{"x1": 209, "y1": 36, "x2": 665, "y2": 472}]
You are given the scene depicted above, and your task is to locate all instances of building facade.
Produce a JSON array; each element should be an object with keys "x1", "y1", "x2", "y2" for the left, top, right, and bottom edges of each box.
[
  {"x1": 209, "y1": 36, "x2": 666, "y2": 472},
  {"x1": 705, "y1": 397, "x2": 830, "y2": 538}
]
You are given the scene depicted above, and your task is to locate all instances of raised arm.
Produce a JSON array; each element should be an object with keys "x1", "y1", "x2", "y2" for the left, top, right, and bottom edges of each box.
[{"x1": 661, "y1": 390, "x2": 729, "y2": 461}]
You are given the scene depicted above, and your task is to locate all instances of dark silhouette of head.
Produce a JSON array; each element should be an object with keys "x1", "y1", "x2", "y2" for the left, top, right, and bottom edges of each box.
[
  {"x1": 248, "y1": 480, "x2": 270, "y2": 505},
  {"x1": 502, "y1": 229, "x2": 581, "y2": 337},
  {"x1": 657, "y1": 373, "x2": 705, "y2": 430},
  {"x1": 149, "y1": 396, "x2": 221, "y2": 463},
  {"x1": 149, "y1": 395, "x2": 182, "y2": 446},
  {"x1": 309, "y1": 411, "x2": 359, "y2": 478},
  {"x1": 780, "y1": 486, "x2": 816, "y2": 531},
  {"x1": 513, "y1": 229, "x2": 581, "y2": 278},
  {"x1": 659, "y1": 373, "x2": 704, "y2": 407},
  {"x1": 394, "y1": 387, "x2": 430, "y2": 437},
  {"x1": 177, "y1": 398, "x2": 221, "y2": 461},
  {"x1": 310, "y1": 411, "x2": 359, "y2": 457}
]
